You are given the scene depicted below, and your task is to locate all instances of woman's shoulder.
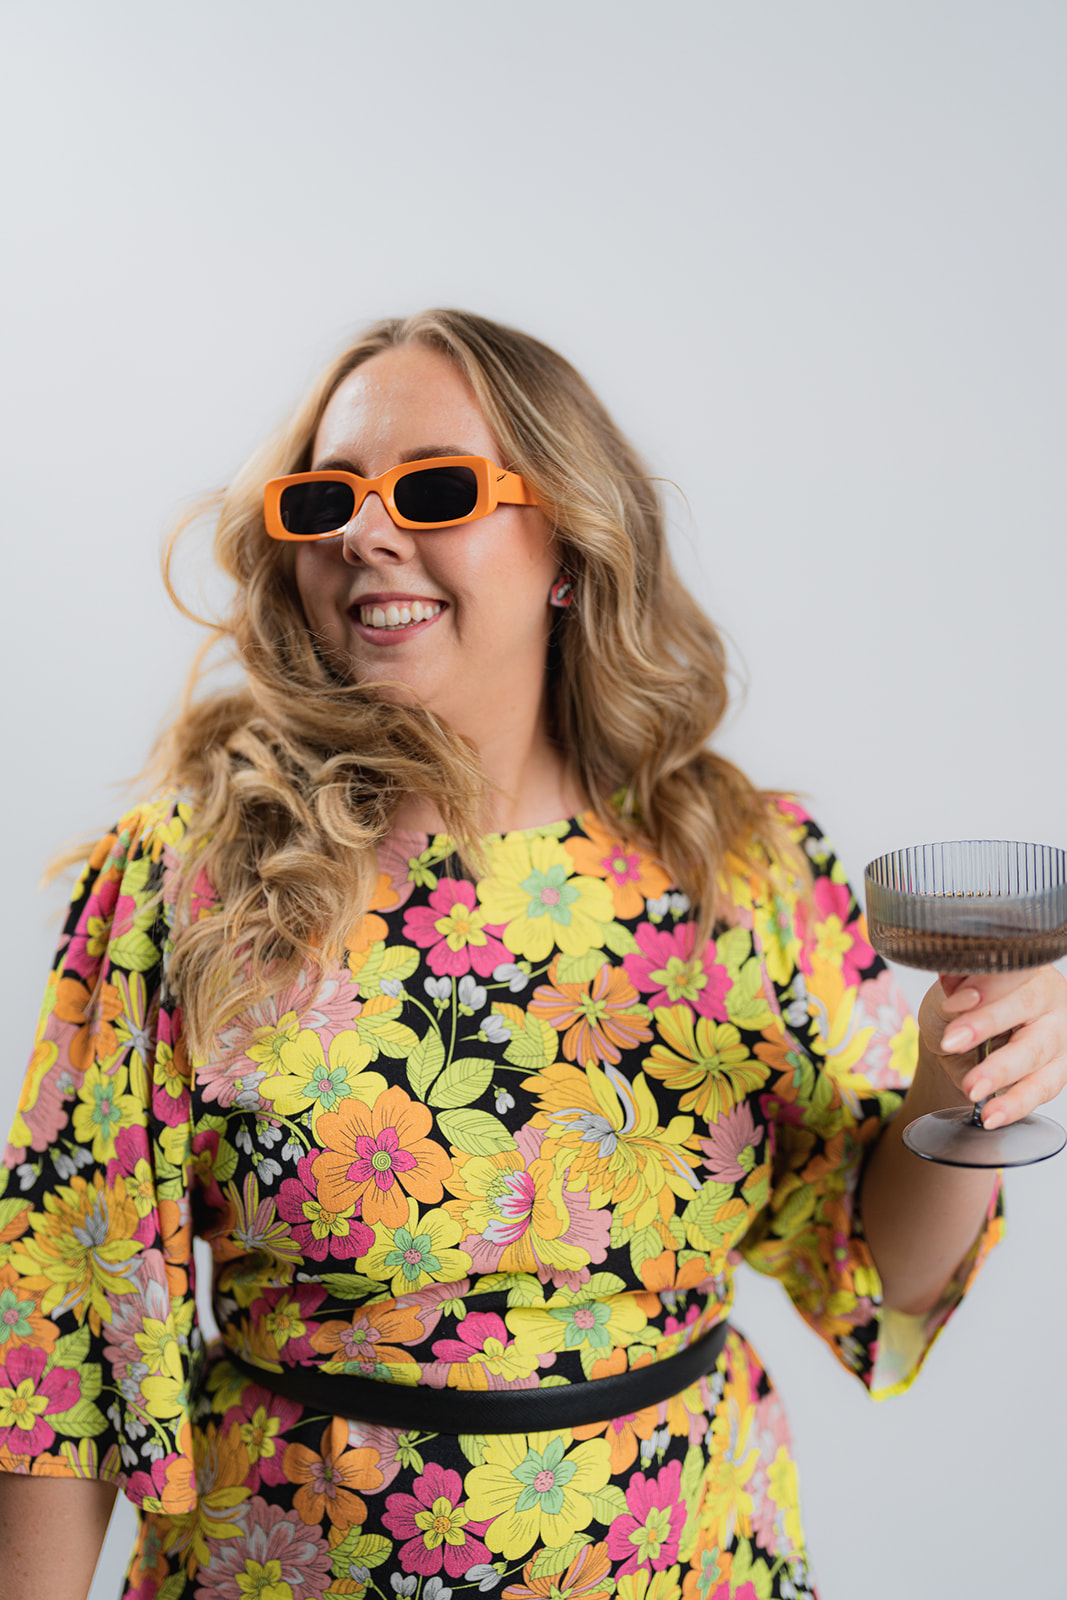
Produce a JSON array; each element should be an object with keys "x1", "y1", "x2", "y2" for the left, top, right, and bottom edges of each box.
[{"x1": 104, "y1": 790, "x2": 200, "y2": 863}]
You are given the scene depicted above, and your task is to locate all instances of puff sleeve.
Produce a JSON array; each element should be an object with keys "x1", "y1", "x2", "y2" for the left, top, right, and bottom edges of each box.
[
  {"x1": 737, "y1": 803, "x2": 1004, "y2": 1398},
  {"x1": 1, "y1": 798, "x2": 202, "y2": 1510}
]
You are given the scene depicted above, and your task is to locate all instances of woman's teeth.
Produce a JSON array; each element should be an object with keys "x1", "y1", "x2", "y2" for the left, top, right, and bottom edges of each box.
[{"x1": 358, "y1": 600, "x2": 442, "y2": 630}]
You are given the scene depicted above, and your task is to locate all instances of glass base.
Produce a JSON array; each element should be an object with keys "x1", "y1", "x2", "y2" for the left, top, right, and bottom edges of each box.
[{"x1": 902, "y1": 1107, "x2": 1067, "y2": 1167}]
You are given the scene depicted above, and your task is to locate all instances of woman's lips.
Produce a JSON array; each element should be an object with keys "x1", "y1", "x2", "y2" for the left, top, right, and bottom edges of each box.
[{"x1": 347, "y1": 597, "x2": 447, "y2": 645}]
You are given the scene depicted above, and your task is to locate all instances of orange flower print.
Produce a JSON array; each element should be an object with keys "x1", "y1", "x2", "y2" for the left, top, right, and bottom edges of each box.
[
  {"x1": 529, "y1": 962, "x2": 652, "y2": 1068},
  {"x1": 564, "y1": 816, "x2": 672, "y2": 920},
  {"x1": 312, "y1": 1086, "x2": 451, "y2": 1226},
  {"x1": 504, "y1": 1538, "x2": 614, "y2": 1600},
  {"x1": 309, "y1": 1299, "x2": 426, "y2": 1375},
  {"x1": 571, "y1": 1348, "x2": 660, "y2": 1472},
  {"x1": 283, "y1": 1419, "x2": 383, "y2": 1530}
]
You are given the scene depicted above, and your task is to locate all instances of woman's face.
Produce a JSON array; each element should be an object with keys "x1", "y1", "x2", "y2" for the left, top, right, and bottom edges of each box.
[{"x1": 294, "y1": 343, "x2": 558, "y2": 737}]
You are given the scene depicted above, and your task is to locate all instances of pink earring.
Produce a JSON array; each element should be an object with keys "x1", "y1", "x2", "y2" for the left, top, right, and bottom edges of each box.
[{"x1": 549, "y1": 578, "x2": 574, "y2": 609}]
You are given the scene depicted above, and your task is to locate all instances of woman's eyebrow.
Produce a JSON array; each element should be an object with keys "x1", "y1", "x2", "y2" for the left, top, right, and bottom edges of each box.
[{"x1": 310, "y1": 445, "x2": 473, "y2": 472}]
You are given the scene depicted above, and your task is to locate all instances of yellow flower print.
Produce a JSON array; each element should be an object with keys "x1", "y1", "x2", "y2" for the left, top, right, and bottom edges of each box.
[
  {"x1": 526, "y1": 1059, "x2": 700, "y2": 1226},
  {"x1": 644, "y1": 1010, "x2": 768, "y2": 1122},
  {"x1": 245, "y1": 1011, "x2": 303, "y2": 1073},
  {"x1": 361, "y1": 1198, "x2": 472, "y2": 1296},
  {"x1": 464, "y1": 1429, "x2": 611, "y2": 1558},
  {"x1": 618, "y1": 1567, "x2": 682, "y2": 1600},
  {"x1": 477, "y1": 835, "x2": 614, "y2": 963},
  {"x1": 704, "y1": 1382, "x2": 760, "y2": 1550},
  {"x1": 767, "y1": 1444, "x2": 804, "y2": 1552},
  {"x1": 71, "y1": 1063, "x2": 141, "y2": 1164},
  {"x1": 443, "y1": 1148, "x2": 588, "y2": 1280},
  {"x1": 10, "y1": 1172, "x2": 140, "y2": 1335},
  {"x1": 257, "y1": 1024, "x2": 387, "y2": 1124},
  {"x1": 505, "y1": 1281, "x2": 649, "y2": 1374},
  {"x1": 804, "y1": 962, "x2": 876, "y2": 1083},
  {"x1": 751, "y1": 890, "x2": 800, "y2": 989}
]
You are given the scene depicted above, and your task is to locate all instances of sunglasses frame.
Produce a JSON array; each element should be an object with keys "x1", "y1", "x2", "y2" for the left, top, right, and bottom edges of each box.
[{"x1": 263, "y1": 455, "x2": 539, "y2": 539}]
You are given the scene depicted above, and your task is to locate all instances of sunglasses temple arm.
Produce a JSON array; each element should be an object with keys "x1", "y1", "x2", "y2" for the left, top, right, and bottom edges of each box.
[{"x1": 494, "y1": 468, "x2": 541, "y2": 507}]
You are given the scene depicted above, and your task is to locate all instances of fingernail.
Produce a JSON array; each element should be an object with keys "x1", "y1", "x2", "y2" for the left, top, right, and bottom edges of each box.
[
  {"x1": 983, "y1": 1110, "x2": 1006, "y2": 1130},
  {"x1": 953, "y1": 988, "x2": 981, "y2": 1009},
  {"x1": 968, "y1": 1078, "x2": 991, "y2": 1103},
  {"x1": 941, "y1": 1026, "x2": 969, "y2": 1051}
]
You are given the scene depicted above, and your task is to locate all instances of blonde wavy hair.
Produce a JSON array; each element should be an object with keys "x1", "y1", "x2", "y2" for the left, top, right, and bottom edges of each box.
[{"x1": 147, "y1": 309, "x2": 800, "y2": 1057}]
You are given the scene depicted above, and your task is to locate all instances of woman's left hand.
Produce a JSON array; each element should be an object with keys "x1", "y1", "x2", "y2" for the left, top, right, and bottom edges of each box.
[{"x1": 917, "y1": 967, "x2": 1067, "y2": 1128}]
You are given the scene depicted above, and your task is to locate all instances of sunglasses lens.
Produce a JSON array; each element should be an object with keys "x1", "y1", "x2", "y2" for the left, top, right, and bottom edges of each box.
[
  {"x1": 279, "y1": 480, "x2": 355, "y2": 536},
  {"x1": 394, "y1": 464, "x2": 479, "y2": 524}
]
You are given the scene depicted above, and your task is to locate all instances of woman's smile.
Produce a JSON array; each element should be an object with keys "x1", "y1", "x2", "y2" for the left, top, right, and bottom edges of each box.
[{"x1": 348, "y1": 593, "x2": 447, "y2": 643}]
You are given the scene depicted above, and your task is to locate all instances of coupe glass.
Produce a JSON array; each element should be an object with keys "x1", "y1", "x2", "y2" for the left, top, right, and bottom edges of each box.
[{"x1": 864, "y1": 840, "x2": 1067, "y2": 1167}]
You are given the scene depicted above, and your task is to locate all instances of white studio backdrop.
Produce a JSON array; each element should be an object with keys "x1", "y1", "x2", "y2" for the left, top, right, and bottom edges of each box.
[{"x1": 1, "y1": 4, "x2": 1064, "y2": 1597}]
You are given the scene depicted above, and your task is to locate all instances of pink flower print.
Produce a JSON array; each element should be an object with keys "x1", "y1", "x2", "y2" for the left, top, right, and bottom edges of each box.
[
  {"x1": 624, "y1": 923, "x2": 730, "y2": 1019},
  {"x1": 66, "y1": 874, "x2": 121, "y2": 982},
  {"x1": 276, "y1": 1152, "x2": 374, "y2": 1262},
  {"x1": 209, "y1": 965, "x2": 364, "y2": 1100},
  {"x1": 858, "y1": 968, "x2": 916, "y2": 1088},
  {"x1": 700, "y1": 1102, "x2": 762, "y2": 1183},
  {"x1": 348, "y1": 1126, "x2": 419, "y2": 1193},
  {"x1": 606, "y1": 1458, "x2": 684, "y2": 1574},
  {"x1": 0, "y1": 1346, "x2": 80, "y2": 1455},
  {"x1": 247, "y1": 1283, "x2": 326, "y2": 1367},
  {"x1": 428, "y1": 1310, "x2": 546, "y2": 1390},
  {"x1": 403, "y1": 879, "x2": 509, "y2": 977},
  {"x1": 799, "y1": 877, "x2": 875, "y2": 988},
  {"x1": 193, "y1": 1493, "x2": 332, "y2": 1600},
  {"x1": 383, "y1": 1462, "x2": 492, "y2": 1577},
  {"x1": 344, "y1": 1420, "x2": 406, "y2": 1490},
  {"x1": 222, "y1": 1385, "x2": 303, "y2": 1490}
]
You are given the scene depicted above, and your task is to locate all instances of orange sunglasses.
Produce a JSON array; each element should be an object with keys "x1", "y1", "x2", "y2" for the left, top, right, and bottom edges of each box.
[{"x1": 264, "y1": 456, "x2": 539, "y2": 540}]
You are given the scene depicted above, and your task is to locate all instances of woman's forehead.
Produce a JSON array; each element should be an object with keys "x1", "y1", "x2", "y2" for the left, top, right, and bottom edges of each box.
[{"x1": 312, "y1": 344, "x2": 497, "y2": 470}]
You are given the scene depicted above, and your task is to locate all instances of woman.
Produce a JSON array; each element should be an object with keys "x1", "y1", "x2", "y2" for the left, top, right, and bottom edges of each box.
[{"x1": 1, "y1": 310, "x2": 1063, "y2": 1600}]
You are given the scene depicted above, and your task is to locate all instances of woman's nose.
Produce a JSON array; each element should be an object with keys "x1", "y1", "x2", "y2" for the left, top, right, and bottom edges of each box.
[{"x1": 339, "y1": 494, "x2": 416, "y2": 564}]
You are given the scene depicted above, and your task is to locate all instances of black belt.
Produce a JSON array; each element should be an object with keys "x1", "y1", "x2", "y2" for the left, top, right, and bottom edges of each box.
[{"x1": 226, "y1": 1319, "x2": 730, "y2": 1434}]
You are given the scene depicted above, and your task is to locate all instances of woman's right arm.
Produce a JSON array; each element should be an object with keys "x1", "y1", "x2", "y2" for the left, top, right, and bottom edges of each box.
[{"x1": 0, "y1": 1472, "x2": 116, "y2": 1600}]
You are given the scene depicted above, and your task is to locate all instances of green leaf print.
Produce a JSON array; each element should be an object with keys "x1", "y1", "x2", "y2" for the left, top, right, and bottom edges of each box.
[
  {"x1": 503, "y1": 1013, "x2": 558, "y2": 1069},
  {"x1": 47, "y1": 1327, "x2": 91, "y2": 1370},
  {"x1": 679, "y1": 1443, "x2": 706, "y2": 1549},
  {"x1": 49, "y1": 1398, "x2": 108, "y2": 1437},
  {"x1": 458, "y1": 1431, "x2": 487, "y2": 1465},
  {"x1": 359, "y1": 1015, "x2": 419, "y2": 1059},
  {"x1": 0, "y1": 1199, "x2": 30, "y2": 1238},
  {"x1": 407, "y1": 1029, "x2": 445, "y2": 1099},
  {"x1": 437, "y1": 1108, "x2": 517, "y2": 1155},
  {"x1": 554, "y1": 949, "x2": 607, "y2": 985},
  {"x1": 157, "y1": 1575, "x2": 192, "y2": 1600},
  {"x1": 530, "y1": 1534, "x2": 593, "y2": 1579},
  {"x1": 601, "y1": 920, "x2": 640, "y2": 957},
  {"x1": 715, "y1": 925, "x2": 752, "y2": 979},
  {"x1": 329, "y1": 1528, "x2": 392, "y2": 1579},
  {"x1": 581, "y1": 1272, "x2": 628, "y2": 1299},
  {"x1": 682, "y1": 1182, "x2": 740, "y2": 1251},
  {"x1": 356, "y1": 944, "x2": 420, "y2": 999},
  {"x1": 587, "y1": 1484, "x2": 629, "y2": 1526},
  {"x1": 319, "y1": 1271, "x2": 386, "y2": 1299},
  {"x1": 628, "y1": 1224, "x2": 664, "y2": 1281},
  {"x1": 727, "y1": 957, "x2": 774, "y2": 1029},
  {"x1": 427, "y1": 1058, "x2": 493, "y2": 1108},
  {"x1": 108, "y1": 929, "x2": 161, "y2": 972}
]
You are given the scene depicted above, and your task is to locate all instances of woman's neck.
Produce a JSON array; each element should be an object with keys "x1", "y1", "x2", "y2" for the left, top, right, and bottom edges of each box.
[{"x1": 391, "y1": 721, "x2": 586, "y2": 836}]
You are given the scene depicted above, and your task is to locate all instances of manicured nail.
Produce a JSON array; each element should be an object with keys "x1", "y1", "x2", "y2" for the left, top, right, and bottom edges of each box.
[
  {"x1": 953, "y1": 988, "x2": 981, "y2": 1009},
  {"x1": 941, "y1": 1026, "x2": 969, "y2": 1051},
  {"x1": 983, "y1": 1110, "x2": 1006, "y2": 1130},
  {"x1": 968, "y1": 1078, "x2": 991, "y2": 1103}
]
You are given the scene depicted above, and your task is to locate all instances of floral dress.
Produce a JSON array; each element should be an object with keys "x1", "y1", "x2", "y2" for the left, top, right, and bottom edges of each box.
[{"x1": 1, "y1": 796, "x2": 1002, "y2": 1600}]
